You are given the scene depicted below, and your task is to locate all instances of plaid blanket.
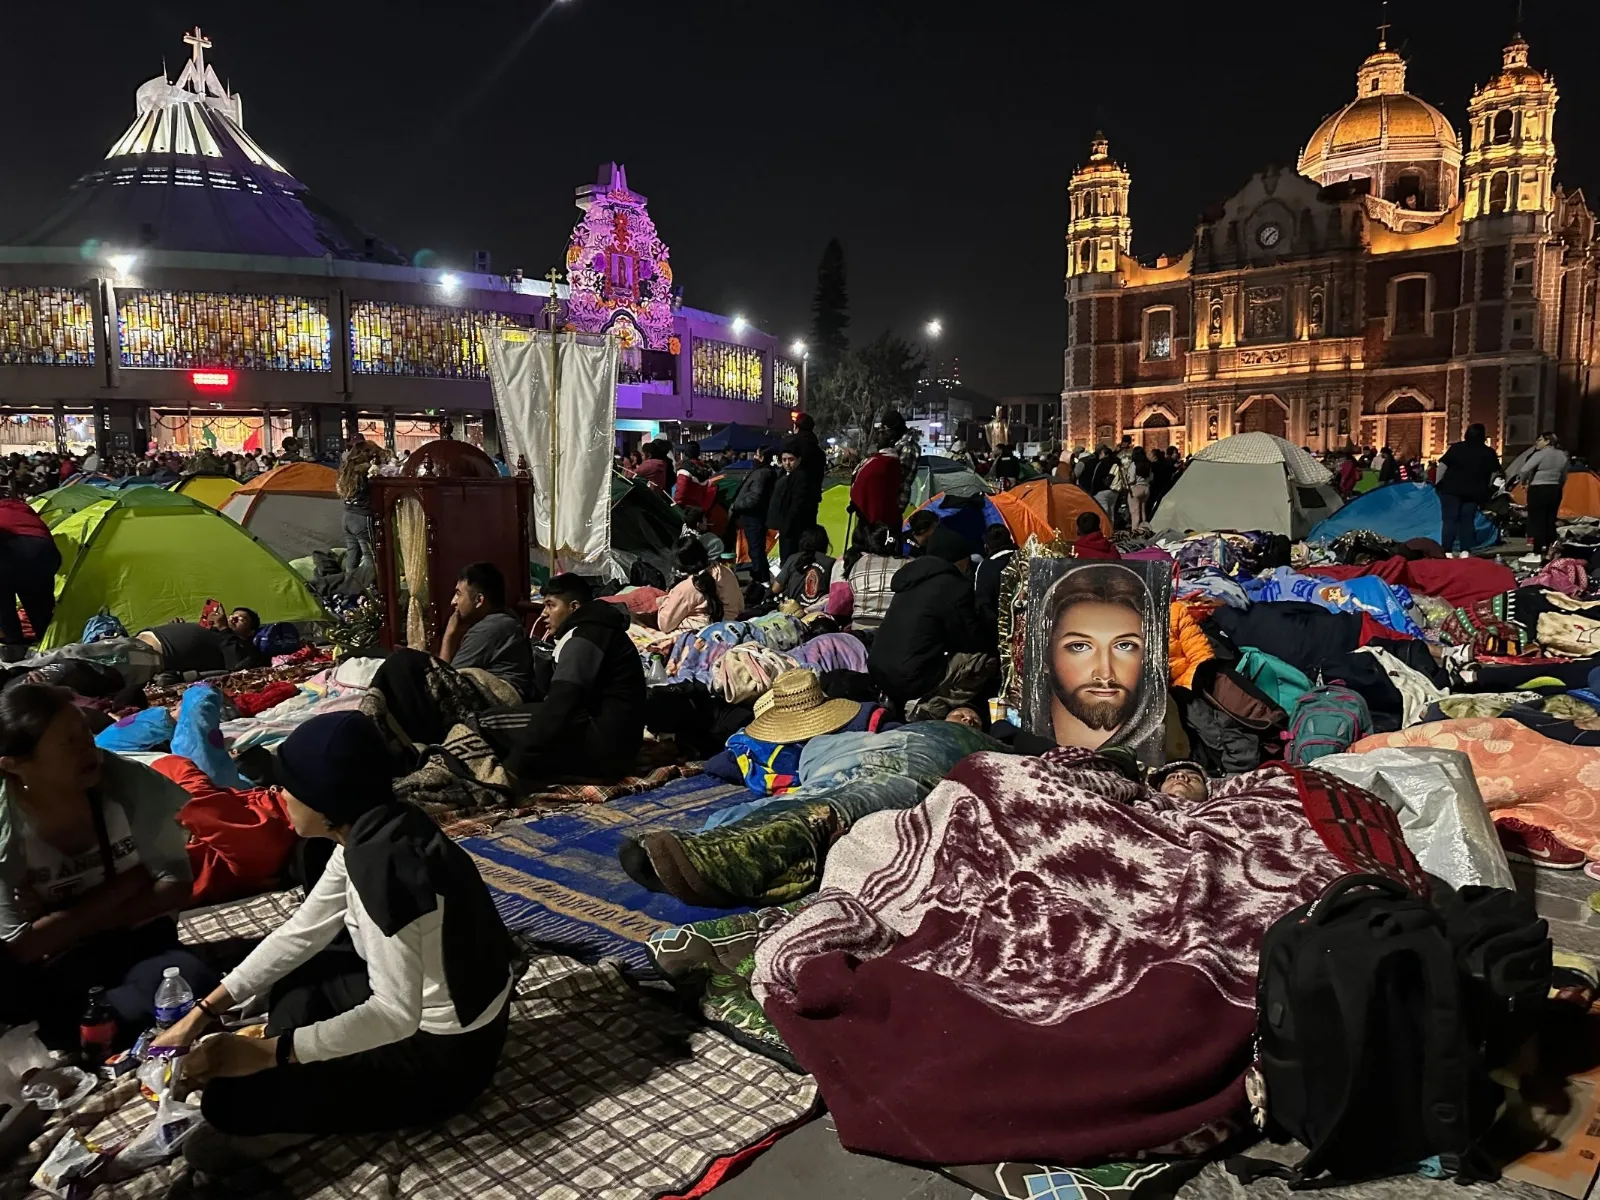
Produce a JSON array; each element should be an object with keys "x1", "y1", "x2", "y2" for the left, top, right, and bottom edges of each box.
[
  {"x1": 434, "y1": 760, "x2": 699, "y2": 839},
  {"x1": 6, "y1": 892, "x2": 818, "y2": 1200}
]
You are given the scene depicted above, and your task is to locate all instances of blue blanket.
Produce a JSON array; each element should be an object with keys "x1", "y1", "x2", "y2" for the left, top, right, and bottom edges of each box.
[{"x1": 461, "y1": 774, "x2": 751, "y2": 971}]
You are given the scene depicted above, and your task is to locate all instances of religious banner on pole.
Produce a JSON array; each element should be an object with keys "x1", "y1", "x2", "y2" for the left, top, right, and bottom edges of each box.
[{"x1": 485, "y1": 328, "x2": 618, "y2": 569}]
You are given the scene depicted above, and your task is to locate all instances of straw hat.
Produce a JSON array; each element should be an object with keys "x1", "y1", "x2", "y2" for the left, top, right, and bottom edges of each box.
[{"x1": 746, "y1": 670, "x2": 860, "y2": 742}]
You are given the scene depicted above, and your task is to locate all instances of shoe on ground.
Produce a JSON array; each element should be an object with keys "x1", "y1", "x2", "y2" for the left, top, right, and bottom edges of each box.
[
  {"x1": 1519, "y1": 553, "x2": 1544, "y2": 565},
  {"x1": 1497, "y1": 816, "x2": 1586, "y2": 869},
  {"x1": 183, "y1": 1123, "x2": 314, "y2": 1173}
]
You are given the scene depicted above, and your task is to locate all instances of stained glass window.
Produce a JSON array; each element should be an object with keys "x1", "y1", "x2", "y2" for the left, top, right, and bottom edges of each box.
[
  {"x1": 692, "y1": 338, "x2": 763, "y2": 403},
  {"x1": 0, "y1": 288, "x2": 95, "y2": 366},
  {"x1": 349, "y1": 302, "x2": 537, "y2": 379},
  {"x1": 774, "y1": 358, "x2": 800, "y2": 408},
  {"x1": 119, "y1": 291, "x2": 330, "y2": 370}
]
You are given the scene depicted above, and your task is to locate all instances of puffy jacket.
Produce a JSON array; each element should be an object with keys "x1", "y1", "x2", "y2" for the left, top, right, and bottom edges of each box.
[
  {"x1": 729, "y1": 464, "x2": 776, "y2": 518},
  {"x1": 850, "y1": 452, "x2": 902, "y2": 529},
  {"x1": 868, "y1": 557, "x2": 985, "y2": 703},
  {"x1": 1168, "y1": 602, "x2": 1217, "y2": 690},
  {"x1": 1436, "y1": 438, "x2": 1502, "y2": 503}
]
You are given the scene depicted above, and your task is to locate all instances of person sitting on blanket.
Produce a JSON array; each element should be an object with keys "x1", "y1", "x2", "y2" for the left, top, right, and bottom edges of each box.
[
  {"x1": 152, "y1": 712, "x2": 515, "y2": 1170},
  {"x1": 869, "y1": 527, "x2": 998, "y2": 721},
  {"x1": 0, "y1": 684, "x2": 219, "y2": 1049},
  {"x1": 659, "y1": 535, "x2": 744, "y2": 635},
  {"x1": 136, "y1": 607, "x2": 265, "y2": 676},
  {"x1": 439, "y1": 562, "x2": 533, "y2": 699},
  {"x1": 475, "y1": 573, "x2": 648, "y2": 783}
]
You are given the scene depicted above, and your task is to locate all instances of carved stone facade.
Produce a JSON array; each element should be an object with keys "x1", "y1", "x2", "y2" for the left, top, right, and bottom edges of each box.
[{"x1": 1062, "y1": 35, "x2": 1600, "y2": 463}]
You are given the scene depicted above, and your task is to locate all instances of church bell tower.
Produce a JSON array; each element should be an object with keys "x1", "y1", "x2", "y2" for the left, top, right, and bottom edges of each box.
[
  {"x1": 1066, "y1": 134, "x2": 1132, "y2": 279},
  {"x1": 1463, "y1": 36, "x2": 1558, "y2": 221}
]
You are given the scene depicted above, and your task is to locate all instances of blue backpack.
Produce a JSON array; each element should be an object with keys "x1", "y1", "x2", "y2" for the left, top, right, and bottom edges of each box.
[
  {"x1": 1286, "y1": 685, "x2": 1373, "y2": 766},
  {"x1": 82, "y1": 609, "x2": 127, "y2": 644}
]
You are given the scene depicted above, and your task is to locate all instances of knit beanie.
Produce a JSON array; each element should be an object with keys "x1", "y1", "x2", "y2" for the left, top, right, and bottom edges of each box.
[
  {"x1": 926, "y1": 525, "x2": 972, "y2": 564},
  {"x1": 275, "y1": 712, "x2": 396, "y2": 826}
]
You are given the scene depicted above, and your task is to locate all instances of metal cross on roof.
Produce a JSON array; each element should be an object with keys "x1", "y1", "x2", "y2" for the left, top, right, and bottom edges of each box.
[
  {"x1": 1376, "y1": 0, "x2": 1391, "y2": 47},
  {"x1": 183, "y1": 26, "x2": 212, "y2": 79}
]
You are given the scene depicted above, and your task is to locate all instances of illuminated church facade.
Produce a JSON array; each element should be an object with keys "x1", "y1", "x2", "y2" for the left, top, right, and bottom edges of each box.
[{"x1": 1061, "y1": 31, "x2": 1600, "y2": 462}]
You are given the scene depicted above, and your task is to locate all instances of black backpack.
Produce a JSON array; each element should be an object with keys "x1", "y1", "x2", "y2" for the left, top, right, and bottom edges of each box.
[{"x1": 1242, "y1": 874, "x2": 1548, "y2": 1187}]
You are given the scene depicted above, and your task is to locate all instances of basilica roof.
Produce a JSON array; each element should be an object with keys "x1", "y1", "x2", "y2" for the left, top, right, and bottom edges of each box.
[
  {"x1": 1298, "y1": 46, "x2": 1461, "y2": 186},
  {"x1": 13, "y1": 28, "x2": 402, "y2": 263}
]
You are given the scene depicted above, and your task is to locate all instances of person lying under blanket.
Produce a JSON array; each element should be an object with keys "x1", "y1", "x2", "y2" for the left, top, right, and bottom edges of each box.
[
  {"x1": 152, "y1": 712, "x2": 516, "y2": 1172},
  {"x1": 136, "y1": 607, "x2": 266, "y2": 676},
  {"x1": 0, "y1": 684, "x2": 219, "y2": 1049}
]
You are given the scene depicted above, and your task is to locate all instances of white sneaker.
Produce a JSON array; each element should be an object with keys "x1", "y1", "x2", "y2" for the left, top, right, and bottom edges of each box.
[{"x1": 1519, "y1": 553, "x2": 1543, "y2": 565}]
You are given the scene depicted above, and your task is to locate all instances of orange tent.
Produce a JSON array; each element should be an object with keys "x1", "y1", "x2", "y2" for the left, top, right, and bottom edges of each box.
[
  {"x1": 1511, "y1": 470, "x2": 1600, "y2": 520},
  {"x1": 990, "y1": 478, "x2": 1110, "y2": 545},
  {"x1": 220, "y1": 463, "x2": 343, "y2": 560}
]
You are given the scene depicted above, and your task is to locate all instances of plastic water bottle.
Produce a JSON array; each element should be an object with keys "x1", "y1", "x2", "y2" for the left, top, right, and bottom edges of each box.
[{"x1": 152, "y1": 967, "x2": 194, "y2": 1030}]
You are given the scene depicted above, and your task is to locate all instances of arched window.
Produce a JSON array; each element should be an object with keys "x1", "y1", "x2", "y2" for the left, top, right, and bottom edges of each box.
[
  {"x1": 1489, "y1": 172, "x2": 1510, "y2": 214},
  {"x1": 1079, "y1": 242, "x2": 1092, "y2": 271},
  {"x1": 1492, "y1": 110, "x2": 1515, "y2": 144},
  {"x1": 1390, "y1": 172, "x2": 1424, "y2": 209}
]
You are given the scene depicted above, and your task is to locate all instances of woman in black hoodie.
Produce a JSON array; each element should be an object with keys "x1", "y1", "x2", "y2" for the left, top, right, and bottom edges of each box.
[{"x1": 154, "y1": 712, "x2": 514, "y2": 1170}]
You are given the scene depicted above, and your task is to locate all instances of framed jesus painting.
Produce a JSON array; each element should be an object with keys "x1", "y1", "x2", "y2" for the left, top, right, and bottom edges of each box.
[{"x1": 1020, "y1": 557, "x2": 1172, "y2": 766}]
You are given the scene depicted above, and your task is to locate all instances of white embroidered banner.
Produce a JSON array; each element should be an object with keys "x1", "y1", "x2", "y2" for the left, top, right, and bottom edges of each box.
[{"x1": 486, "y1": 330, "x2": 617, "y2": 567}]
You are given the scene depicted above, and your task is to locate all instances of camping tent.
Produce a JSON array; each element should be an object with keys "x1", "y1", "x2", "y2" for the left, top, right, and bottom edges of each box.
[
  {"x1": 990, "y1": 479, "x2": 1109, "y2": 546},
  {"x1": 907, "y1": 455, "x2": 989, "y2": 509},
  {"x1": 30, "y1": 484, "x2": 117, "y2": 529},
  {"x1": 1151, "y1": 433, "x2": 1342, "y2": 539},
  {"x1": 41, "y1": 488, "x2": 327, "y2": 650},
  {"x1": 172, "y1": 473, "x2": 242, "y2": 509},
  {"x1": 912, "y1": 481, "x2": 1111, "y2": 552},
  {"x1": 221, "y1": 464, "x2": 343, "y2": 561},
  {"x1": 1307, "y1": 482, "x2": 1499, "y2": 548},
  {"x1": 698, "y1": 423, "x2": 785, "y2": 453},
  {"x1": 1511, "y1": 470, "x2": 1600, "y2": 520}
]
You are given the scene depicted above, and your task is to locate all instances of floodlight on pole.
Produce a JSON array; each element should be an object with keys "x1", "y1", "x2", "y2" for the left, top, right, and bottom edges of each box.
[
  {"x1": 790, "y1": 339, "x2": 807, "y2": 356},
  {"x1": 925, "y1": 319, "x2": 943, "y2": 339},
  {"x1": 732, "y1": 315, "x2": 749, "y2": 334},
  {"x1": 108, "y1": 253, "x2": 137, "y2": 276}
]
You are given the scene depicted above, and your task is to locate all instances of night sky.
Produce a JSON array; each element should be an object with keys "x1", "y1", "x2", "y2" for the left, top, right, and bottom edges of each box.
[{"x1": 4, "y1": 1, "x2": 1596, "y2": 398}]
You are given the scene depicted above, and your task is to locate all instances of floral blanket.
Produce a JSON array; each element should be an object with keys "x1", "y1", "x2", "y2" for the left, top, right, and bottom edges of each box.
[
  {"x1": 749, "y1": 749, "x2": 1421, "y2": 1167},
  {"x1": 1354, "y1": 717, "x2": 1600, "y2": 860}
]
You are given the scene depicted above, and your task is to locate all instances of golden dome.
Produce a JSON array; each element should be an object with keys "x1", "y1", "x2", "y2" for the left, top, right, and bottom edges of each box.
[{"x1": 1298, "y1": 48, "x2": 1461, "y2": 184}]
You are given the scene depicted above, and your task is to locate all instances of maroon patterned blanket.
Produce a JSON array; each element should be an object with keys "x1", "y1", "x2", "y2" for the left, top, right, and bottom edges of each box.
[{"x1": 751, "y1": 749, "x2": 1421, "y2": 1167}]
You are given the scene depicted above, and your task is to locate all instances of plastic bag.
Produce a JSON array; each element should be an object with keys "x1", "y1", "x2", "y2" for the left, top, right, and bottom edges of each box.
[
  {"x1": 1313, "y1": 746, "x2": 1516, "y2": 889},
  {"x1": 32, "y1": 1131, "x2": 100, "y2": 1198},
  {"x1": 136, "y1": 1052, "x2": 183, "y2": 1103},
  {"x1": 116, "y1": 1096, "x2": 205, "y2": 1170}
]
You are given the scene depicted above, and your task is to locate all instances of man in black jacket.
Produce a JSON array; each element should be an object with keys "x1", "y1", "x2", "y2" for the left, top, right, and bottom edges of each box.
[
  {"x1": 729, "y1": 448, "x2": 778, "y2": 583},
  {"x1": 869, "y1": 526, "x2": 996, "y2": 718},
  {"x1": 790, "y1": 414, "x2": 827, "y2": 526},
  {"x1": 767, "y1": 441, "x2": 812, "y2": 562},
  {"x1": 477, "y1": 574, "x2": 646, "y2": 782},
  {"x1": 1435, "y1": 423, "x2": 1501, "y2": 557},
  {"x1": 972, "y1": 523, "x2": 1017, "y2": 648}
]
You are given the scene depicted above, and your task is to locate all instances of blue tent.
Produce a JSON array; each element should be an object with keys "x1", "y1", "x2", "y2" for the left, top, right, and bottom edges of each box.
[
  {"x1": 697, "y1": 423, "x2": 786, "y2": 453},
  {"x1": 1307, "y1": 482, "x2": 1499, "y2": 548},
  {"x1": 909, "y1": 491, "x2": 1005, "y2": 552}
]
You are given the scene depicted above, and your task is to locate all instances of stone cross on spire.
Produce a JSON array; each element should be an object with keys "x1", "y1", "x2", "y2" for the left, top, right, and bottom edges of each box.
[{"x1": 183, "y1": 26, "x2": 212, "y2": 84}]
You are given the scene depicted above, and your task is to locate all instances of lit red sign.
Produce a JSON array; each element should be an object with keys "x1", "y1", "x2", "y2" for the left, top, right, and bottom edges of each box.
[{"x1": 190, "y1": 370, "x2": 234, "y2": 390}]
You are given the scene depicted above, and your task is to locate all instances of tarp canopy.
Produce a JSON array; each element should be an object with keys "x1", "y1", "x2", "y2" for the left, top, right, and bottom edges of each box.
[
  {"x1": 698, "y1": 423, "x2": 786, "y2": 453},
  {"x1": 41, "y1": 488, "x2": 327, "y2": 650},
  {"x1": 221, "y1": 463, "x2": 343, "y2": 561},
  {"x1": 30, "y1": 484, "x2": 118, "y2": 529},
  {"x1": 1511, "y1": 470, "x2": 1600, "y2": 520},
  {"x1": 172, "y1": 474, "x2": 243, "y2": 508},
  {"x1": 908, "y1": 455, "x2": 990, "y2": 509},
  {"x1": 1308, "y1": 482, "x2": 1499, "y2": 548},
  {"x1": 1151, "y1": 459, "x2": 1342, "y2": 539}
]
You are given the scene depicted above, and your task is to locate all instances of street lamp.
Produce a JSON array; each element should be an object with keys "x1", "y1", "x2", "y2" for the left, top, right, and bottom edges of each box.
[
  {"x1": 439, "y1": 272, "x2": 461, "y2": 295},
  {"x1": 925, "y1": 318, "x2": 943, "y2": 340},
  {"x1": 108, "y1": 253, "x2": 137, "y2": 276},
  {"x1": 732, "y1": 315, "x2": 749, "y2": 334},
  {"x1": 790, "y1": 339, "x2": 807, "y2": 357}
]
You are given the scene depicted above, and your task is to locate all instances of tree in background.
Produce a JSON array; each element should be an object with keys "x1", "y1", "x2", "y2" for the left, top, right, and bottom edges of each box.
[
  {"x1": 810, "y1": 239, "x2": 850, "y2": 383},
  {"x1": 807, "y1": 332, "x2": 925, "y2": 449}
]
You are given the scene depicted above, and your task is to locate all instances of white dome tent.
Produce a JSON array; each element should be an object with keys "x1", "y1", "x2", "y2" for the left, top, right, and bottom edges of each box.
[
  {"x1": 221, "y1": 463, "x2": 345, "y2": 561},
  {"x1": 1151, "y1": 433, "x2": 1343, "y2": 539}
]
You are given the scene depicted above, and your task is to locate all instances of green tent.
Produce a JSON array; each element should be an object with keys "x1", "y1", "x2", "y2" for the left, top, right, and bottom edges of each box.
[
  {"x1": 30, "y1": 484, "x2": 118, "y2": 529},
  {"x1": 610, "y1": 473, "x2": 682, "y2": 556},
  {"x1": 819, "y1": 482, "x2": 854, "y2": 557},
  {"x1": 41, "y1": 488, "x2": 328, "y2": 650}
]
